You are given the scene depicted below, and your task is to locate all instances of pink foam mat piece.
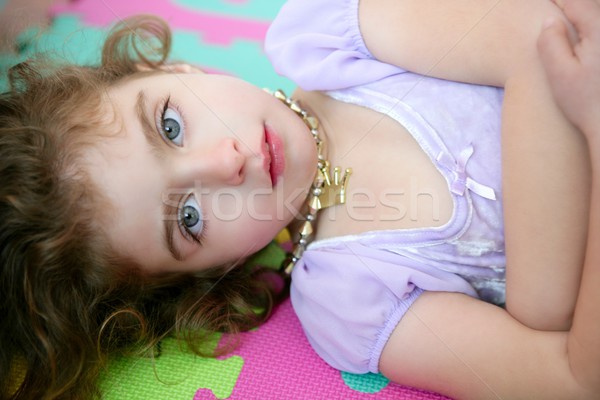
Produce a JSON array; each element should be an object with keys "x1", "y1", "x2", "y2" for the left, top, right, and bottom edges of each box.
[
  {"x1": 50, "y1": 0, "x2": 270, "y2": 45},
  {"x1": 195, "y1": 299, "x2": 451, "y2": 400}
]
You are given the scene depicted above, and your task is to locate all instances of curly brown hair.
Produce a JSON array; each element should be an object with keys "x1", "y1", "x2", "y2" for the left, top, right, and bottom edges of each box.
[{"x1": 0, "y1": 15, "x2": 280, "y2": 399}]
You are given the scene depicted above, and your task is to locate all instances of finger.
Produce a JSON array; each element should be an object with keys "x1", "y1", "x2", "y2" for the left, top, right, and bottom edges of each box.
[
  {"x1": 559, "y1": 0, "x2": 600, "y2": 37},
  {"x1": 538, "y1": 19, "x2": 578, "y2": 81}
]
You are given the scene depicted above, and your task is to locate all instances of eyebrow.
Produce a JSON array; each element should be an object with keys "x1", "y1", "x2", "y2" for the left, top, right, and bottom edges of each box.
[
  {"x1": 163, "y1": 204, "x2": 184, "y2": 262},
  {"x1": 136, "y1": 90, "x2": 165, "y2": 159},
  {"x1": 135, "y1": 90, "x2": 185, "y2": 262}
]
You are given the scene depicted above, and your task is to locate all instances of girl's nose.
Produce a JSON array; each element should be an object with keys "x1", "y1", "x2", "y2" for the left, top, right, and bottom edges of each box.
[{"x1": 176, "y1": 137, "x2": 246, "y2": 187}]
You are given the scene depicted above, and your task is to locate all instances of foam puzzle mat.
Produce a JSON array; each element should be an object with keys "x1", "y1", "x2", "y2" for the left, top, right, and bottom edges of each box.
[{"x1": 1, "y1": 1, "x2": 453, "y2": 398}]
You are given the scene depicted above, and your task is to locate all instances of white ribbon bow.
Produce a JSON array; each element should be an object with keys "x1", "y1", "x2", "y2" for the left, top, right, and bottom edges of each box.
[{"x1": 436, "y1": 145, "x2": 496, "y2": 201}]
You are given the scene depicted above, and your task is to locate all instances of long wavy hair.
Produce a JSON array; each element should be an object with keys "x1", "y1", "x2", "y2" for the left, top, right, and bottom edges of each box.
[{"x1": 0, "y1": 16, "x2": 280, "y2": 399}]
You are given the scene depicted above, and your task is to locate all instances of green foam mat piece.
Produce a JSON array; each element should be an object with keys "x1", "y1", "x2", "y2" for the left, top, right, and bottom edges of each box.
[{"x1": 99, "y1": 335, "x2": 243, "y2": 399}]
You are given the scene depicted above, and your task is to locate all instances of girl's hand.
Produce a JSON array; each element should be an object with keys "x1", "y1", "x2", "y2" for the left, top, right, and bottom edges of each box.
[{"x1": 538, "y1": 0, "x2": 600, "y2": 139}]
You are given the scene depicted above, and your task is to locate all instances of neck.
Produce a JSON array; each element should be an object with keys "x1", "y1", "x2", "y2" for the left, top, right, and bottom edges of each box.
[{"x1": 268, "y1": 89, "x2": 352, "y2": 275}]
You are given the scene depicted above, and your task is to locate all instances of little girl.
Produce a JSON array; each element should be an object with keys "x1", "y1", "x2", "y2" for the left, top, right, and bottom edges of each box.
[{"x1": 1, "y1": 0, "x2": 600, "y2": 399}]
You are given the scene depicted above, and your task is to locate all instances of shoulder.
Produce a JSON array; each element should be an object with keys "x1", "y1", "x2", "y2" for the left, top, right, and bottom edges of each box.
[
  {"x1": 290, "y1": 246, "x2": 423, "y2": 373},
  {"x1": 290, "y1": 243, "x2": 477, "y2": 373}
]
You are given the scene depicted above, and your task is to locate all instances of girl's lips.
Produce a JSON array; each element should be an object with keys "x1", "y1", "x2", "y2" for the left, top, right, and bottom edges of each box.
[
  {"x1": 261, "y1": 135, "x2": 272, "y2": 183},
  {"x1": 264, "y1": 124, "x2": 285, "y2": 187}
]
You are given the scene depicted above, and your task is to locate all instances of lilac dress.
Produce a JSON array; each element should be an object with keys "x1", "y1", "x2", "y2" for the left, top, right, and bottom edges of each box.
[{"x1": 265, "y1": 0, "x2": 505, "y2": 374}]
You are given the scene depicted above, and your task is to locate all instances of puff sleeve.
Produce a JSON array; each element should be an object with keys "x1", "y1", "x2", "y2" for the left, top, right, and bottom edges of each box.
[
  {"x1": 264, "y1": 0, "x2": 404, "y2": 91},
  {"x1": 291, "y1": 242, "x2": 478, "y2": 373}
]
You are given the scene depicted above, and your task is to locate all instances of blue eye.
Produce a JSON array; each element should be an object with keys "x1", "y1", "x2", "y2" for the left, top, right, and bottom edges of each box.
[
  {"x1": 179, "y1": 195, "x2": 204, "y2": 240},
  {"x1": 161, "y1": 104, "x2": 185, "y2": 146}
]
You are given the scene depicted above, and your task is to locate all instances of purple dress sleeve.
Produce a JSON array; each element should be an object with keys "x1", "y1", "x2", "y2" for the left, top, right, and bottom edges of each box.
[
  {"x1": 292, "y1": 243, "x2": 477, "y2": 374},
  {"x1": 264, "y1": 0, "x2": 404, "y2": 91}
]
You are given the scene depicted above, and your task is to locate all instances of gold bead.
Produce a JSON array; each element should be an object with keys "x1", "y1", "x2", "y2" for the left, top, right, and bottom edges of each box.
[
  {"x1": 290, "y1": 102, "x2": 302, "y2": 114},
  {"x1": 299, "y1": 221, "x2": 314, "y2": 237},
  {"x1": 309, "y1": 195, "x2": 321, "y2": 211},
  {"x1": 283, "y1": 261, "x2": 295, "y2": 275},
  {"x1": 293, "y1": 246, "x2": 304, "y2": 259},
  {"x1": 274, "y1": 90, "x2": 286, "y2": 101},
  {"x1": 315, "y1": 169, "x2": 326, "y2": 185},
  {"x1": 306, "y1": 116, "x2": 319, "y2": 130}
]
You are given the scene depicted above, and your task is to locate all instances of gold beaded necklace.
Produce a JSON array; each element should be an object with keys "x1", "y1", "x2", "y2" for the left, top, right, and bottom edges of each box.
[{"x1": 267, "y1": 89, "x2": 352, "y2": 275}]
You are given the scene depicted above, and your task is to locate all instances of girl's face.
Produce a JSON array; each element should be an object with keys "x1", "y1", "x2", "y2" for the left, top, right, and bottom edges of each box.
[{"x1": 87, "y1": 71, "x2": 317, "y2": 273}]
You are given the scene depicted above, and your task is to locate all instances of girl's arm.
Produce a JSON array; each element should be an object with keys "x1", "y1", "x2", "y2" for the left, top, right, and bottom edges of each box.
[
  {"x1": 539, "y1": 0, "x2": 600, "y2": 387},
  {"x1": 360, "y1": 0, "x2": 591, "y2": 331},
  {"x1": 359, "y1": 0, "x2": 571, "y2": 87},
  {"x1": 383, "y1": 167, "x2": 600, "y2": 395},
  {"x1": 360, "y1": 0, "x2": 600, "y2": 395},
  {"x1": 379, "y1": 290, "x2": 598, "y2": 399}
]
